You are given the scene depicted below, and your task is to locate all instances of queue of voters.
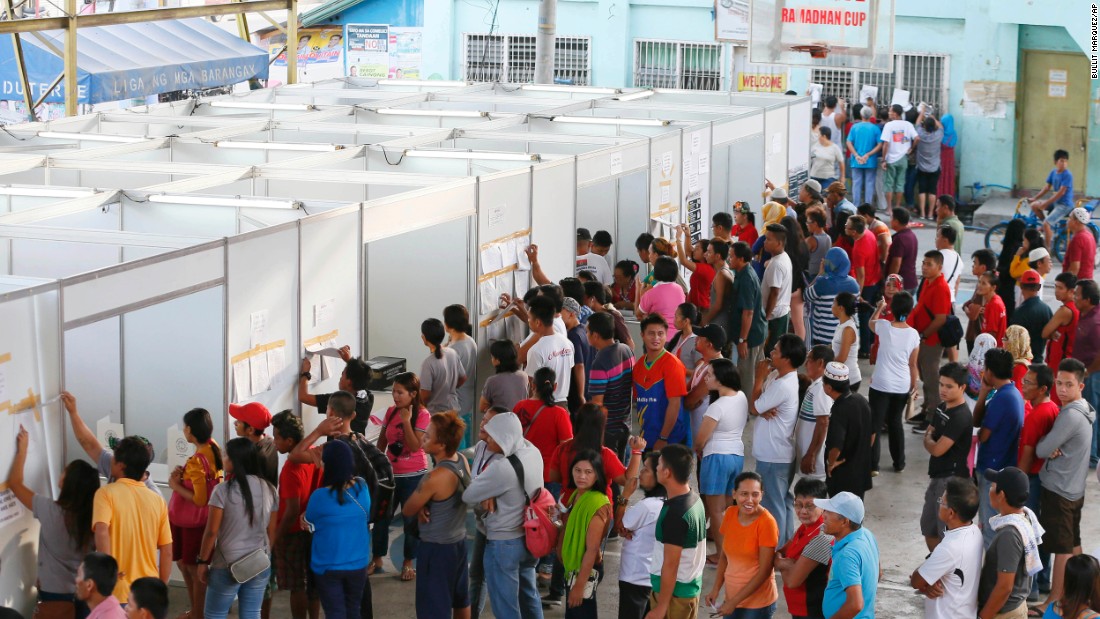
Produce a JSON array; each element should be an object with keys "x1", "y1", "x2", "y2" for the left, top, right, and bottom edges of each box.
[{"x1": 7, "y1": 96, "x2": 1100, "y2": 619}]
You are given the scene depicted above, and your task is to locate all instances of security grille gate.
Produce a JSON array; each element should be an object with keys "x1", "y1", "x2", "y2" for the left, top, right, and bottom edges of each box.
[
  {"x1": 462, "y1": 34, "x2": 591, "y2": 85},
  {"x1": 811, "y1": 53, "x2": 949, "y2": 112},
  {"x1": 633, "y1": 40, "x2": 724, "y2": 91}
]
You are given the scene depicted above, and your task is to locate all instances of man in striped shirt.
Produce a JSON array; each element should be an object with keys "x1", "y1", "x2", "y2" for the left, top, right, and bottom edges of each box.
[{"x1": 587, "y1": 311, "x2": 637, "y2": 462}]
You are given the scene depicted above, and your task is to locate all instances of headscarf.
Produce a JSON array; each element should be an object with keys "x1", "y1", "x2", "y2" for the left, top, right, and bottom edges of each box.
[
  {"x1": 967, "y1": 333, "x2": 998, "y2": 398},
  {"x1": 762, "y1": 201, "x2": 786, "y2": 226},
  {"x1": 941, "y1": 114, "x2": 958, "y2": 148},
  {"x1": 815, "y1": 247, "x2": 856, "y2": 292},
  {"x1": 1004, "y1": 325, "x2": 1034, "y2": 363}
]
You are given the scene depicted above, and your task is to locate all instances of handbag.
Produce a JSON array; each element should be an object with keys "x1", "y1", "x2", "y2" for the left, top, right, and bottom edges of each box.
[
  {"x1": 169, "y1": 453, "x2": 220, "y2": 528},
  {"x1": 32, "y1": 601, "x2": 74, "y2": 619},
  {"x1": 228, "y1": 547, "x2": 270, "y2": 584}
]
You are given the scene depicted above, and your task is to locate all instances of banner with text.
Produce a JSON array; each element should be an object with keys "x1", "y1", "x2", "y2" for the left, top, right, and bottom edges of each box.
[{"x1": 748, "y1": 0, "x2": 894, "y2": 70}]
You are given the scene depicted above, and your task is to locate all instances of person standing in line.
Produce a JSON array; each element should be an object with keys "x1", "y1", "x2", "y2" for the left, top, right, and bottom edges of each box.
[
  {"x1": 796, "y1": 345, "x2": 835, "y2": 482},
  {"x1": 820, "y1": 363, "x2": 873, "y2": 498},
  {"x1": 805, "y1": 211, "x2": 832, "y2": 284},
  {"x1": 936, "y1": 195, "x2": 966, "y2": 255},
  {"x1": 303, "y1": 440, "x2": 371, "y2": 619},
  {"x1": 526, "y1": 296, "x2": 576, "y2": 407},
  {"x1": 269, "y1": 411, "x2": 321, "y2": 619},
  {"x1": 299, "y1": 347, "x2": 376, "y2": 436},
  {"x1": 127, "y1": 577, "x2": 170, "y2": 619},
  {"x1": 810, "y1": 127, "x2": 845, "y2": 188},
  {"x1": 1036, "y1": 359, "x2": 1096, "y2": 612},
  {"x1": 830, "y1": 292, "x2": 861, "y2": 391},
  {"x1": 819, "y1": 95, "x2": 846, "y2": 142},
  {"x1": 971, "y1": 349, "x2": 1026, "y2": 548},
  {"x1": 910, "y1": 477, "x2": 984, "y2": 619},
  {"x1": 966, "y1": 272, "x2": 1009, "y2": 348},
  {"x1": 197, "y1": 438, "x2": 278, "y2": 619},
  {"x1": 879, "y1": 103, "x2": 919, "y2": 211},
  {"x1": 402, "y1": 413, "x2": 472, "y2": 619},
  {"x1": 444, "y1": 304, "x2": 478, "y2": 447},
  {"x1": 1071, "y1": 280, "x2": 1100, "y2": 467},
  {"x1": 774, "y1": 478, "x2": 834, "y2": 619},
  {"x1": 920, "y1": 363, "x2": 973, "y2": 551},
  {"x1": 803, "y1": 248, "x2": 860, "y2": 348},
  {"x1": 616, "y1": 450, "x2": 665, "y2": 619},
  {"x1": 844, "y1": 216, "x2": 881, "y2": 360},
  {"x1": 633, "y1": 314, "x2": 691, "y2": 450},
  {"x1": 729, "y1": 241, "x2": 768, "y2": 387},
  {"x1": 61, "y1": 392, "x2": 159, "y2": 494},
  {"x1": 559, "y1": 450, "x2": 613, "y2": 618},
  {"x1": 643, "y1": 444, "x2": 707, "y2": 619},
  {"x1": 846, "y1": 105, "x2": 883, "y2": 207},
  {"x1": 749, "y1": 333, "x2": 805, "y2": 546},
  {"x1": 976, "y1": 467, "x2": 1038, "y2": 619},
  {"x1": 479, "y1": 340, "x2": 529, "y2": 415},
  {"x1": 583, "y1": 281, "x2": 636, "y2": 351},
  {"x1": 463, "y1": 412, "x2": 546, "y2": 619},
  {"x1": 694, "y1": 358, "x2": 749, "y2": 559},
  {"x1": 907, "y1": 251, "x2": 952, "y2": 431},
  {"x1": 229, "y1": 402, "x2": 278, "y2": 488},
  {"x1": 705, "y1": 472, "x2": 779, "y2": 618},
  {"x1": 75, "y1": 552, "x2": 127, "y2": 619},
  {"x1": 762, "y1": 223, "x2": 793, "y2": 353},
  {"x1": 1004, "y1": 326, "x2": 1035, "y2": 393},
  {"x1": 997, "y1": 220, "x2": 1029, "y2": 322},
  {"x1": 636, "y1": 256, "x2": 688, "y2": 341},
  {"x1": 592, "y1": 230, "x2": 614, "y2": 259},
  {"x1": 963, "y1": 250, "x2": 1001, "y2": 352},
  {"x1": 586, "y1": 312, "x2": 637, "y2": 462},
  {"x1": 7, "y1": 426, "x2": 100, "y2": 619},
  {"x1": 612, "y1": 260, "x2": 641, "y2": 311},
  {"x1": 1062, "y1": 208, "x2": 1096, "y2": 281},
  {"x1": 675, "y1": 224, "x2": 715, "y2": 312},
  {"x1": 1043, "y1": 273, "x2": 1079, "y2": 377},
  {"x1": 1041, "y1": 555, "x2": 1100, "y2": 619},
  {"x1": 685, "y1": 323, "x2": 725, "y2": 441},
  {"x1": 712, "y1": 212, "x2": 734, "y2": 244},
  {"x1": 562, "y1": 297, "x2": 593, "y2": 414},
  {"x1": 700, "y1": 240, "x2": 735, "y2": 341},
  {"x1": 936, "y1": 226, "x2": 964, "y2": 309},
  {"x1": 886, "y1": 208, "x2": 919, "y2": 294},
  {"x1": 420, "y1": 318, "x2": 467, "y2": 413},
  {"x1": 1011, "y1": 270, "x2": 1054, "y2": 365},
  {"x1": 867, "y1": 290, "x2": 919, "y2": 473},
  {"x1": 731, "y1": 204, "x2": 760, "y2": 246},
  {"x1": 816, "y1": 492, "x2": 880, "y2": 619},
  {"x1": 913, "y1": 108, "x2": 944, "y2": 221},
  {"x1": 667, "y1": 303, "x2": 702, "y2": 384},
  {"x1": 469, "y1": 408, "x2": 503, "y2": 619},
  {"x1": 1017, "y1": 364, "x2": 1058, "y2": 602},
  {"x1": 576, "y1": 228, "x2": 613, "y2": 285}
]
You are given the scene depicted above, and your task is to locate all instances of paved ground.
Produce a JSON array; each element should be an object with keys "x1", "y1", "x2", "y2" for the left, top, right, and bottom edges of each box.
[{"x1": 165, "y1": 205, "x2": 1100, "y2": 617}]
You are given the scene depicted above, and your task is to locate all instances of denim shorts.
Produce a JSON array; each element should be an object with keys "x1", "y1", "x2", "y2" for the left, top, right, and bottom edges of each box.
[
  {"x1": 699, "y1": 453, "x2": 744, "y2": 496},
  {"x1": 1047, "y1": 201, "x2": 1074, "y2": 226}
]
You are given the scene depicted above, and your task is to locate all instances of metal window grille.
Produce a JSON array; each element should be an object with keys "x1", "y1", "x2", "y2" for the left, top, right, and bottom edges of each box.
[
  {"x1": 462, "y1": 34, "x2": 591, "y2": 85},
  {"x1": 633, "y1": 40, "x2": 723, "y2": 91},
  {"x1": 811, "y1": 53, "x2": 949, "y2": 112}
]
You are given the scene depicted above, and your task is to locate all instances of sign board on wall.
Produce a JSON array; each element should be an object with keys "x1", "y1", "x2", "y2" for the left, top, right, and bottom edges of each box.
[
  {"x1": 715, "y1": 0, "x2": 750, "y2": 42},
  {"x1": 345, "y1": 24, "x2": 424, "y2": 79},
  {"x1": 267, "y1": 28, "x2": 344, "y2": 67},
  {"x1": 737, "y1": 72, "x2": 787, "y2": 92},
  {"x1": 748, "y1": 0, "x2": 894, "y2": 71}
]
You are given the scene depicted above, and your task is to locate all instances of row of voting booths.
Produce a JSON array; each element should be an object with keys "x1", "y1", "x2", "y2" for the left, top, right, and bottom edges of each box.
[{"x1": 0, "y1": 79, "x2": 810, "y2": 608}]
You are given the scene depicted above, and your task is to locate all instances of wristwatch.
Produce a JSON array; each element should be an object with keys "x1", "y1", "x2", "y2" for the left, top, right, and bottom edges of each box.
[
  {"x1": 299, "y1": 372, "x2": 311, "y2": 380},
  {"x1": 736, "y1": 337, "x2": 746, "y2": 344},
  {"x1": 196, "y1": 557, "x2": 210, "y2": 565}
]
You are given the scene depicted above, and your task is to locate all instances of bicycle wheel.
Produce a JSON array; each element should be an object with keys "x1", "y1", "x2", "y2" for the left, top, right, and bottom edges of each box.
[
  {"x1": 1053, "y1": 229, "x2": 1068, "y2": 262},
  {"x1": 985, "y1": 222, "x2": 1009, "y2": 251}
]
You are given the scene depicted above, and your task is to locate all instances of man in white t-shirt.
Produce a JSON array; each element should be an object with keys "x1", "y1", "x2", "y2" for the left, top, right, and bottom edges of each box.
[
  {"x1": 797, "y1": 345, "x2": 835, "y2": 481},
  {"x1": 935, "y1": 226, "x2": 963, "y2": 304},
  {"x1": 750, "y1": 333, "x2": 806, "y2": 545},
  {"x1": 576, "y1": 228, "x2": 612, "y2": 285},
  {"x1": 910, "y1": 477, "x2": 984, "y2": 619},
  {"x1": 525, "y1": 295, "x2": 575, "y2": 405},
  {"x1": 762, "y1": 223, "x2": 793, "y2": 353},
  {"x1": 879, "y1": 104, "x2": 919, "y2": 210}
]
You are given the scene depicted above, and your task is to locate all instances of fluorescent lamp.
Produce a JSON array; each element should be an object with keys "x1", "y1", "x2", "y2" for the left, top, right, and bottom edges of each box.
[
  {"x1": 147, "y1": 194, "x2": 301, "y2": 209},
  {"x1": 209, "y1": 101, "x2": 315, "y2": 112},
  {"x1": 403, "y1": 149, "x2": 540, "y2": 162},
  {"x1": 377, "y1": 79, "x2": 466, "y2": 87},
  {"x1": 551, "y1": 116, "x2": 670, "y2": 127},
  {"x1": 521, "y1": 85, "x2": 620, "y2": 95},
  {"x1": 0, "y1": 186, "x2": 96, "y2": 198},
  {"x1": 374, "y1": 108, "x2": 488, "y2": 118},
  {"x1": 37, "y1": 131, "x2": 147, "y2": 143},
  {"x1": 213, "y1": 141, "x2": 345, "y2": 152},
  {"x1": 615, "y1": 90, "x2": 656, "y2": 102}
]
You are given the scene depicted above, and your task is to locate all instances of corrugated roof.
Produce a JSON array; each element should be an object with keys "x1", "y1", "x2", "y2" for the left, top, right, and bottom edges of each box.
[{"x1": 299, "y1": 0, "x2": 367, "y2": 28}]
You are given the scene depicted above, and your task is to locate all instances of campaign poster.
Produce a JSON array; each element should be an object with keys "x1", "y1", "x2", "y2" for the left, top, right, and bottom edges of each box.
[
  {"x1": 388, "y1": 27, "x2": 423, "y2": 79},
  {"x1": 345, "y1": 24, "x2": 391, "y2": 78},
  {"x1": 268, "y1": 28, "x2": 343, "y2": 67}
]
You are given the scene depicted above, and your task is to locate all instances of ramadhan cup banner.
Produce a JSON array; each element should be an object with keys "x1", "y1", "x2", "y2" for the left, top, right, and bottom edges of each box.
[{"x1": 749, "y1": 0, "x2": 895, "y2": 71}]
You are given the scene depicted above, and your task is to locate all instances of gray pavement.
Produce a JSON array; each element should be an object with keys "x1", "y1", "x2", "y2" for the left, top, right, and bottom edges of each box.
[{"x1": 166, "y1": 212, "x2": 1099, "y2": 617}]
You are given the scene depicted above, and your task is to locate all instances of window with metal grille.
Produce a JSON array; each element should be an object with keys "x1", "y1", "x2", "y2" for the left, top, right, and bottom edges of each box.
[
  {"x1": 461, "y1": 34, "x2": 591, "y2": 85},
  {"x1": 811, "y1": 53, "x2": 948, "y2": 112},
  {"x1": 634, "y1": 40, "x2": 723, "y2": 91}
]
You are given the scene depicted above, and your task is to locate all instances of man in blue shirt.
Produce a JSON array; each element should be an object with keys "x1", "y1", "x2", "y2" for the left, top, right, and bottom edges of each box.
[
  {"x1": 816, "y1": 492, "x2": 879, "y2": 619},
  {"x1": 972, "y1": 348, "x2": 1025, "y2": 548},
  {"x1": 1029, "y1": 149, "x2": 1075, "y2": 247},
  {"x1": 846, "y1": 106, "x2": 883, "y2": 208}
]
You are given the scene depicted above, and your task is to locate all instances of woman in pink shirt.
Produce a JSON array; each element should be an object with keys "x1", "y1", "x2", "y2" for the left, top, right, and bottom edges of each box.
[{"x1": 635, "y1": 256, "x2": 687, "y2": 339}]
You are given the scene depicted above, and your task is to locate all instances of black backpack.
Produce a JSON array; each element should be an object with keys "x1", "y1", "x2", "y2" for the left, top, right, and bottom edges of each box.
[{"x1": 335, "y1": 432, "x2": 394, "y2": 523}]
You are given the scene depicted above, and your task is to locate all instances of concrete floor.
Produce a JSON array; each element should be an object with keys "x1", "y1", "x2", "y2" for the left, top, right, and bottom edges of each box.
[{"x1": 166, "y1": 204, "x2": 1100, "y2": 617}]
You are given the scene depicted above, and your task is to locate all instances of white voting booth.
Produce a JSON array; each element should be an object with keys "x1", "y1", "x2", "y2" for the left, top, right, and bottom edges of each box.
[{"x1": 0, "y1": 81, "x2": 809, "y2": 612}]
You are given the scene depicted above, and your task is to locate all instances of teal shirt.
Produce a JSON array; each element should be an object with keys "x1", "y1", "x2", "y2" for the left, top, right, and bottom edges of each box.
[
  {"x1": 730, "y1": 265, "x2": 768, "y2": 348},
  {"x1": 822, "y1": 527, "x2": 880, "y2": 619}
]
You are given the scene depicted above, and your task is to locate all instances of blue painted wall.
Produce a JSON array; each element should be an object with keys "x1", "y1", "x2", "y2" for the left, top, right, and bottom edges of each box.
[
  {"x1": 424, "y1": 0, "x2": 1097, "y2": 194},
  {"x1": 314, "y1": 0, "x2": 424, "y2": 28}
]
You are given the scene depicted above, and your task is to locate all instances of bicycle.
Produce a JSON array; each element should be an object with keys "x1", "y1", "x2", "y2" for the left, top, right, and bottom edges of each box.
[{"x1": 983, "y1": 198, "x2": 1100, "y2": 270}]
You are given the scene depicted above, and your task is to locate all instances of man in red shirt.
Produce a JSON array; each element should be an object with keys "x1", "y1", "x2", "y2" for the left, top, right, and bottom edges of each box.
[
  {"x1": 845, "y1": 215, "x2": 882, "y2": 357},
  {"x1": 907, "y1": 251, "x2": 952, "y2": 429},
  {"x1": 1016, "y1": 363, "x2": 1059, "y2": 597},
  {"x1": 1063, "y1": 208, "x2": 1095, "y2": 281},
  {"x1": 270, "y1": 410, "x2": 321, "y2": 619},
  {"x1": 1043, "y1": 273, "x2": 1080, "y2": 392}
]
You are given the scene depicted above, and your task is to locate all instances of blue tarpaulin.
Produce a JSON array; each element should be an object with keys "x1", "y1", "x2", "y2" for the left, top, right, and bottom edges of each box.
[{"x1": 0, "y1": 18, "x2": 269, "y2": 104}]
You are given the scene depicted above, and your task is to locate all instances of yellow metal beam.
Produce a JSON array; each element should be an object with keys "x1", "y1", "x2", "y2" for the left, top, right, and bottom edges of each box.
[
  {"x1": 0, "y1": 0, "x2": 290, "y2": 34},
  {"x1": 64, "y1": 0, "x2": 76, "y2": 115},
  {"x1": 286, "y1": 0, "x2": 297, "y2": 84}
]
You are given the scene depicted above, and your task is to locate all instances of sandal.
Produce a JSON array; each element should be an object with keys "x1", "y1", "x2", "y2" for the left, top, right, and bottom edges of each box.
[
  {"x1": 366, "y1": 562, "x2": 385, "y2": 576},
  {"x1": 400, "y1": 565, "x2": 416, "y2": 581},
  {"x1": 1027, "y1": 604, "x2": 1046, "y2": 618}
]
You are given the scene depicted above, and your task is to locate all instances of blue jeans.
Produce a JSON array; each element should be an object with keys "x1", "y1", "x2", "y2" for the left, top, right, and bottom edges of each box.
[
  {"x1": 852, "y1": 167, "x2": 876, "y2": 207},
  {"x1": 313, "y1": 568, "x2": 367, "y2": 619},
  {"x1": 858, "y1": 284, "x2": 881, "y2": 355},
  {"x1": 371, "y1": 473, "x2": 423, "y2": 562},
  {"x1": 979, "y1": 476, "x2": 996, "y2": 548},
  {"x1": 204, "y1": 565, "x2": 270, "y2": 619},
  {"x1": 756, "y1": 460, "x2": 793, "y2": 546},
  {"x1": 470, "y1": 530, "x2": 489, "y2": 619},
  {"x1": 729, "y1": 603, "x2": 777, "y2": 619},
  {"x1": 484, "y1": 537, "x2": 543, "y2": 619},
  {"x1": 1086, "y1": 373, "x2": 1100, "y2": 467}
]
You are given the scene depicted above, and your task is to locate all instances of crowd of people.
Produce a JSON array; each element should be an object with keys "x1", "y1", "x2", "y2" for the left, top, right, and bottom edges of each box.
[{"x1": 9, "y1": 101, "x2": 1100, "y2": 619}]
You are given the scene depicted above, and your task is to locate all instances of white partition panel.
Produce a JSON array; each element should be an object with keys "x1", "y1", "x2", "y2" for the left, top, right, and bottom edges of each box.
[
  {"x1": 531, "y1": 159, "x2": 576, "y2": 283},
  {"x1": 764, "y1": 106, "x2": 789, "y2": 188},
  {"x1": 725, "y1": 135, "x2": 767, "y2": 217},
  {"x1": 616, "y1": 170, "x2": 649, "y2": 267},
  {"x1": 788, "y1": 99, "x2": 812, "y2": 183},
  {"x1": 63, "y1": 318, "x2": 121, "y2": 462},
  {"x1": 362, "y1": 180, "x2": 477, "y2": 243},
  {"x1": 648, "y1": 132, "x2": 683, "y2": 242},
  {"x1": 10, "y1": 207, "x2": 122, "y2": 279},
  {"x1": 575, "y1": 142, "x2": 648, "y2": 188},
  {"x1": 227, "y1": 226, "x2": 299, "y2": 418},
  {"x1": 122, "y1": 197, "x2": 239, "y2": 238},
  {"x1": 299, "y1": 207, "x2": 362, "y2": 428},
  {"x1": 577, "y1": 182, "x2": 616, "y2": 252},
  {"x1": 123, "y1": 286, "x2": 225, "y2": 478}
]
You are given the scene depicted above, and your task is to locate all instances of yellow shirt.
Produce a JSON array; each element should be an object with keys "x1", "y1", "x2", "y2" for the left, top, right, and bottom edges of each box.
[
  {"x1": 92, "y1": 478, "x2": 172, "y2": 602},
  {"x1": 183, "y1": 443, "x2": 223, "y2": 507}
]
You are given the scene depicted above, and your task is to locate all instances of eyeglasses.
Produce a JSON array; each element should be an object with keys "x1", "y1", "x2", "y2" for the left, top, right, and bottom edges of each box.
[
  {"x1": 1021, "y1": 379, "x2": 1037, "y2": 386},
  {"x1": 794, "y1": 503, "x2": 817, "y2": 512}
]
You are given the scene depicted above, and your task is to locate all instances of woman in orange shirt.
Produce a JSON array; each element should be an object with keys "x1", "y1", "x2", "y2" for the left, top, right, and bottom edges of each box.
[{"x1": 705, "y1": 471, "x2": 779, "y2": 618}]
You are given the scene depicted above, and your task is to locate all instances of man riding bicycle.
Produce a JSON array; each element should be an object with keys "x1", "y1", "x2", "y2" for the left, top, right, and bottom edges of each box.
[{"x1": 1027, "y1": 149, "x2": 1075, "y2": 248}]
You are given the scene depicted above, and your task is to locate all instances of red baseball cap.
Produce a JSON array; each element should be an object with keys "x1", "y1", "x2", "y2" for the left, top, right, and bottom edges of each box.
[
  {"x1": 229, "y1": 401, "x2": 272, "y2": 431},
  {"x1": 1019, "y1": 270, "x2": 1042, "y2": 285}
]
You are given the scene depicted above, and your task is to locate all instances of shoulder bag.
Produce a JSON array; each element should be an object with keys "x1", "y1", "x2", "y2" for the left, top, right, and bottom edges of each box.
[
  {"x1": 226, "y1": 483, "x2": 274, "y2": 583},
  {"x1": 168, "y1": 452, "x2": 221, "y2": 528}
]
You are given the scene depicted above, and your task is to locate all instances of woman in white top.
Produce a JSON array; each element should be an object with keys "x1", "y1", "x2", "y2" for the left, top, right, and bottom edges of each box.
[
  {"x1": 695, "y1": 358, "x2": 748, "y2": 563},
  {"x1": 810, "y1": 126, "x2": 845, "y2": 188},
  {"x1": 867, "y1": 291, "x2": 920, "y2": 475},
  {"x1": 830, "y1": 291, "x2": 861, "y2": 390},
  {"x1": 614, "y1": 446, "x2": 666, "y2": 619}
]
